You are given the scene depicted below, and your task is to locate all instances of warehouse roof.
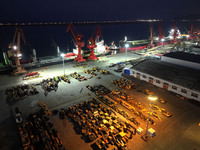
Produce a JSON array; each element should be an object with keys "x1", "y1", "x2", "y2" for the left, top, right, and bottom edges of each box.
[
  {"x1": 163, "y1": 52, "x2": 200, "y2": 64},
  {"x1": 132, "y1": 59, "x2": 200, "y2": 92}
]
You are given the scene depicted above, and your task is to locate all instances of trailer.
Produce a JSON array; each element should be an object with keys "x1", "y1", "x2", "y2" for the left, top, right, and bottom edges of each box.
[{"x1": 22, "y1": 72, "x2": 40, "y2": 80}]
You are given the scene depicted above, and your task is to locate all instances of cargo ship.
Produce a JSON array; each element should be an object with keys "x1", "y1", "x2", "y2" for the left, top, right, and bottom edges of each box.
[
  {"x1": 119, "y1": 38, "x2": 171, "y2": 52},
  {"x1": 119, "y1": 28, "x2": 183, "y2": 52}
]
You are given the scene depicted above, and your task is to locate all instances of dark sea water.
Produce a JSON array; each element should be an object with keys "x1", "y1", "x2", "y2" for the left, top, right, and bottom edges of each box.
[{"x1": 0, "y1": 21, "x2": 196, "y2": 61}]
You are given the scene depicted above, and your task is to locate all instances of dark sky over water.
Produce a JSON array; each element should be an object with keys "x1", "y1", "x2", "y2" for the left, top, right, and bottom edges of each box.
[{"x1": 0, "y1": 0, "x2": 200, "y2": 59}]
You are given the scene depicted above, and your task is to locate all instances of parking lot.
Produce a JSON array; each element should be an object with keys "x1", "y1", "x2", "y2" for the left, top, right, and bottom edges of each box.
[{"x1": 0, "y1": 52, "x2": 200, "y2": 150}]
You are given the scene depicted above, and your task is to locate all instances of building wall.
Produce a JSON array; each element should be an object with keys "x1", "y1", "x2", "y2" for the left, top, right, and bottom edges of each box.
[
  {"x1": 161, "y1": 56, "x2": 200, "y2": 70},
  {"x1": 123, "y1": 68, "x2": 200, "y2": 102}
]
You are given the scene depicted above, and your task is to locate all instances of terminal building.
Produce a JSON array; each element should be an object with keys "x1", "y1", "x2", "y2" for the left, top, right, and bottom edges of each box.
[{"x1": 123, "y1": 52, "x2": 200, "y2": 102}]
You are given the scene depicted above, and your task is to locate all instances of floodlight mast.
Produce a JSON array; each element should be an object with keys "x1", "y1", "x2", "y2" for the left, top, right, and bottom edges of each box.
[
  {"x1": 60, "y1": 53, "x2": 65, "y2": 76},
  {"x1": 12, "y1": 27, "x2": 27, "y2": 74},
  {"x1": 143, "y1": 95, "x2": 157, "y2": 140}
]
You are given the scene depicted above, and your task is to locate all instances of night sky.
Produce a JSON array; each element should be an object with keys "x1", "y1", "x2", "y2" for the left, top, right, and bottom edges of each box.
[
  {"x1": 1, "y1": 0, "x2": 200, "y2": 22},
  {"x1": 0, "y1": 0, "x2": 200, "y2": 59}
]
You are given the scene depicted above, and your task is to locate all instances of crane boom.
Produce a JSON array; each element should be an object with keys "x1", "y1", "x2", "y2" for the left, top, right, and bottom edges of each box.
[
  {"x1": 87, "y1": 25, "x2": 103, "y2": 60},
  {"x1": 12, "y1": 27, "x2": 26, "y2": 74},
  {"x1": 66, "y1": 24, "x2": 86, "y2": 62}
]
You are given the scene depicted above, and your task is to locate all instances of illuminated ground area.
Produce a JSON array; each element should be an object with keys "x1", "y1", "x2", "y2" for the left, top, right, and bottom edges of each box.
[{"x1": 0, "y1": 52, "x2": 200, "y2": 150}]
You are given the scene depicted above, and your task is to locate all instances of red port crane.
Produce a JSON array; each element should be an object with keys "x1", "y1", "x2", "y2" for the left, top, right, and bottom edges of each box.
[
  {"x1": 188, "y1": 22, "x2": 199, "y2": 41},
  {"x1": 171, "y1": 23, "x2": 178, "y2": 44},
  {"x1": 188, "y1": 22, "x2": 194, "y2": 40},
  {"x1": 158, "y1": 22, "x2": 164, "y2": 45},
  {"x1": 67, "y1": 24, "x2": 86, "y2": 62},
  {"x1": 148, "y1": 23, "x2": 155, "y2": 48},
  {"x1": 11, "y1": 27, "x2": 27, "y2": 74},
  {"x1": 87, "y1": 25, "x2": 102, "y2": 60}
]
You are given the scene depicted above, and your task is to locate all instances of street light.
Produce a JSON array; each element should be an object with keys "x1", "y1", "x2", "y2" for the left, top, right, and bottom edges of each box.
[
  {"x1": 61, "y1": 53, "x2": 65, "y2": 76},
  {"x1": 161, "y1": 38, "x2": 165, "y2": 47},
  {"x1": 125, "y1": 43, "x2": 129, "y2": 61},
  {"x1": 144, "y1": 95, "x2": 157, "y2": 140}
]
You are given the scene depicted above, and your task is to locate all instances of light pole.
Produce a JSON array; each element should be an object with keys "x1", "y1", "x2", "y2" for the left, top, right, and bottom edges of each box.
[
  {"x1": 144, "y1": 95, "x2": 157, "y2": 140},
  {"x1": 125, "y1": 43, "x2": 129, "y2": 62},
  {"x1": 161, "y1": 38, "x2": 165, "y2": 47},
  {"x1": 61, "y1": 53, "x2": 65, "y2": 76}
]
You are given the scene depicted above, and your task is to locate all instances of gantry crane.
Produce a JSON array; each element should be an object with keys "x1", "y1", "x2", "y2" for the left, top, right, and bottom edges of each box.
[
  {"x1": 66, "y1": 24, "x2": 86, "y2": 62},
  {"x1": 87, "y1": 25, "x2": 102, "y2": 60},
  {"x1": 10, "y1": 27, "x2": 27, "y2": 74}
]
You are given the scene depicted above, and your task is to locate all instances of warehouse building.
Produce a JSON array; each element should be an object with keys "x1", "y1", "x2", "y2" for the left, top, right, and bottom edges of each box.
[
  {"x1": 123, "y1": 58, "x2": 200, "y2": 102},
  {"x1": 161, "y1": 52, "x2": 200, "y2": 70}
]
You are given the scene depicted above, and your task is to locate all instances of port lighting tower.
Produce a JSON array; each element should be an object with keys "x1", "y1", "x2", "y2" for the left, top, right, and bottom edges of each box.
[
  {"x1": 11, "y1": 27, "x2": 27, "y2": 74},
  {"x1": 67, "y1": 24, "x2": 86, "y2": 62},
  {"x1": 161, "y1": 38, "x2": 165, "y2": 46},
  {"x1": 143, "y1": 95, "x2": 157, "y2": 140},
  {"x1": 125, "y1": 43, "x2": 129, "y2": 61},
  {"x1": 87, "y1": 25, "x2": 102, "y2": 60},
  {"x1": 61, "y1": 53, "x2": 65, "y2": 76}
]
